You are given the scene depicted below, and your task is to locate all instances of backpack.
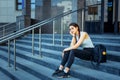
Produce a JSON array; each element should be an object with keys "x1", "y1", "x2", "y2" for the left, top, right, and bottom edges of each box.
[{"x1": 91, "y1": 44, "x2": 107, "y2": 66}]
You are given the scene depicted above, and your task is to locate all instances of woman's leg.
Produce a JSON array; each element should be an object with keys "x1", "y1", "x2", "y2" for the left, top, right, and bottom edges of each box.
[
  {"x1": 64, "y1": 49, "x2": 93, "y2": 72},
  {"x1": 57, "y1": 49, "x2": 94, "y2": 78},
  {"x1": 74, "y1": 48, "x2": 94, "y2": 60},
  {"x1": 57, "y1": 49, "x2": 79, "y2": 78},
  {"x1": 65, "y1": 49, "x2": 76, "y2": 69},
  {"x1": 52, "y1": 51, "x2": 70, "y2": 77},
  {"x1": 60, "y1": 51, "x2": 70, "y2": 70}
]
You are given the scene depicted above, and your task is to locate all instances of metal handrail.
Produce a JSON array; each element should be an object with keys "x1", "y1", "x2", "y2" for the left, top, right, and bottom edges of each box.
[
  {"x1": 0, "y1": 20, "x2": 23, "y2": 28},
  {"x1": 0, "y1": 23, "x2": 11, "y2": 28},
  {"x1": 0, "y1": 3, "x2": 103, "y2": 70},
  {"x1": 0, "y1": 8, "x2": 83, "y2": 44},
  {"x1": 0, "y1": 8, "x2": 84, "y2": 70},
  {"x1": 0, "y1": 21, "x2": 19, "y2": 38}
]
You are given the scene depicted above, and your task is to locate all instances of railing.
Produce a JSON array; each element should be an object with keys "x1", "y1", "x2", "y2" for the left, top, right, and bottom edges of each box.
[
  {"x1": 0, "y1": 23, "x2": 16, "y2": 38},
  {"x1": 0, "y1": 8, "x2": 84, "y2": 70},
  {"x1": 0, "y1": 20, "x2": 24, "y2": 38}
]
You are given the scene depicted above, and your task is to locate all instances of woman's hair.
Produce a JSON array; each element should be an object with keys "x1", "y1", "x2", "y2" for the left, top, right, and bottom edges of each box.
[
  {"x1": 69, "y1": 22, "x2": 80, "y2": 37},
  {"x1": 69, "y1": 22, "x2": 80, "y2": 32}
]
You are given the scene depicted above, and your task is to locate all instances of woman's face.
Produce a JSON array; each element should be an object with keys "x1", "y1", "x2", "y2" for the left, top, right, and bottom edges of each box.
[{"x1": 69, "y1": 26, "x2": 78, "y2": 35}]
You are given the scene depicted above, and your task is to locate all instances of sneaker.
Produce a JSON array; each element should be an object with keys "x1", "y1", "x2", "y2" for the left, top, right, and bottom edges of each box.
[
  {"x1": 52, "y1": 69, "x2": 63, "y2": 77},
  {"x1": 57, "y1": 71, "x2": 70, "y2": 78}
]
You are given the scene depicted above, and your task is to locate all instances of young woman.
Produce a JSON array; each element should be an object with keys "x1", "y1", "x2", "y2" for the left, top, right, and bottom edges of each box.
[{"x1": 52, "y1": 23, "x2": 94, "y2": 78}]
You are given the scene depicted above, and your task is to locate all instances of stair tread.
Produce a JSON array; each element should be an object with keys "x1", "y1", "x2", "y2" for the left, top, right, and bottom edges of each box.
[
  {"x1": 8, "y1": 49, "x2": 120, "y2": 80},
  {"x1": 90, "y1": 35, "x2": 120, "y2": 39},
  {"x1": 0, "y1": 57, "x2": 42, "y2": 80},
  {"x1": 0, "y1": 71, "x2": 12, "y2": 80},
  {"x1": 108, "y1": 51, "x2": 120, "y2": 56},
  {"x1": 4, "y1": 42, "x2": 120, "y2": 70},
  {"x1": 1, "y1": 46, "x2": 120, "y2": 80},
  {"x1": 41, "y1": 48, "x2": 120, "y2": 69},
  {"x1": 0, "y1": 50, "x2": 80, "y2": 80},
  {"x1": 16, "y1": 40, "x2": 120, "y2": 57},
  {"x1": 1, "y1": 34, "x2": 120, "y2": 80},
  {"x1": 93, "y1": 42, "x2": 120, "y2": 46},
  {"x1": 22, "y1": 37, "x2": 120, "y2": 45},
  {"x1": 28, "y1": 34, "x2": 120, "y2": 39},
  {"x1": 2, "y1": 43, "x2": 120, "y2": 77},
  {"x1": 16, "y1": 53, "x2": 80, "y2": 80}
]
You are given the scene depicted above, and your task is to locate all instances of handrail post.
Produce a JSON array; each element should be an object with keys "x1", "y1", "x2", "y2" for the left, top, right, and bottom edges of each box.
[
  {"x1": 32, "y1": 29, "x2": 34, "y2": 55},
  {"x1": 19, "y1": 21, "x2": 21, "y2": 30},
  {"x1": 61, "y1": 18, "x2": 63, "y2": 46},
  {"x1": 53, "y1": 20, "x2": 55, "y2": 45},
  {"x1": 3, "y1": 27, "x2": 5, "y2": 36},
  {"x1": 8, "y1": 40, "x2": 11, "y2": 67},
  {"x1": 14, "y1": 39, "x2": 17, "y2": 70},
  {"x1": 82, "y1": 9, "x2": 84, "y2": 31},
  {"x1": 39, "y1": 27, "x2": 42, "y2": 57}
]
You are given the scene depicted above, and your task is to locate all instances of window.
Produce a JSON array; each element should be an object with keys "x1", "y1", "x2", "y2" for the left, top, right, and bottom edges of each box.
[
  {"x1": 31, "y1": 0, "x2": 35, "y2": 9},
  {"x1": 16, "y1": 0, "x2": 35, "y2": 10},
  {"x1": 16, "y1": 0, "x2": 22, "y2": 10}
]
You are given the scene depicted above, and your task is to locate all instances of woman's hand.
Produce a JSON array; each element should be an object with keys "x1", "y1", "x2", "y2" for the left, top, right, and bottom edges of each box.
[
  {"x1": 63, "y1": 48, "x2": 68, "y2": 52},
  {"x1": 62, "y1": 48, "x2": 69, "y2": 58},
  {"x1": 70, "y1": 31, "x2": 75, "y2": 37}
]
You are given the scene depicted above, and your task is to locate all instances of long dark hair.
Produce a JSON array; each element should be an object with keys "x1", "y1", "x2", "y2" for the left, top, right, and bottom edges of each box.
[{"x1": 69, "y1": 23, "x2": 80, "y2": 37}]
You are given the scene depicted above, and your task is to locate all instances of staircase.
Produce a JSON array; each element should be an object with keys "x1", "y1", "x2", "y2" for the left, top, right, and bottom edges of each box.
[{"x1": 0, "y1": 34, "x2": 120, "y2": 80}]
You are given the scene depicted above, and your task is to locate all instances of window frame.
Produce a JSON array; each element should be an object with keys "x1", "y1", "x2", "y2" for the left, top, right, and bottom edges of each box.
[{"x1": 16, "y1": 0, "x2": 35, "y2": 11}]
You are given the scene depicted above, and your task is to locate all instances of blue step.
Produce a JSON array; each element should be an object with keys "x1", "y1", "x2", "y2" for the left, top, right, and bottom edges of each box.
[
  {"x1": 0, "y1": 34, "x2": 120, "y2": 80},
  {"x1": 0, "y1": 47, "x2": 120, "y2": 80},
  {"x1": 22, "y1": 35, "x2": 120, "y2": 52},
  {"x1": 15, "y1": 40, "x2": 120, "y2": 62},
  {"x1": 0, "y1": 42, "x2": 120, "y2": 76},
  {"x1": 0, "y1": 50, "x2": 80, "y2": 80}
]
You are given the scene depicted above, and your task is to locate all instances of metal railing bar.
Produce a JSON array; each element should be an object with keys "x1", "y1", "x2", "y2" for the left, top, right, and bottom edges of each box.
[
  {"x1": 0, "y1": 16, "x2": 54, "y2": 40},
  {"x1": 0, "y1": 8, "x2": 86, "y2": 71},
  {"x1": 53, "y1": 20, "x2": 55, "y2": 45},
  {"x1": 32, "y1": 29, "x2": 34, "y2": 55},
  {"x1": 3, "y1": 27, "x2": 5, "y2": 36},
  {"x1": 61, "y1": 18, "x2": 63, "y2": 46},
  {"x1": 0, "y1": 23, "x2": 11, "y2": 28},
  {"x1": 2, "y1": 26, "x2": 16, "y2": 31},
  {"x1": 14, "y1": 39, "x2": 17, "y2": 70},
  {"x1": 39, "y1": 28, "x2": 42, "y2": 57},
  {"x1": 0, "y1": 8, "x2": 84, "y2": 44},
  {"x1": 0, "y1": 28, "x2": 16, "y2": 34},
  {"x1": 0, "y1": 20, "x2": 23, "y2": 28},
  {"x1": 18, "y1": 21, "x2": 21, "y2": 30},
  {"x1": 0, "y1": 21, "x2": 23, "y2": 39},
  {"x1": 8, "y1": 40, "x2": 11, "y2": 67}
]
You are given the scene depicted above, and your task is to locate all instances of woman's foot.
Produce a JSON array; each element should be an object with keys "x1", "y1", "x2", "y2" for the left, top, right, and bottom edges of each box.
[
  {"x1": 52, "y1": 69, "x2": 63, "y2": 77},
  {"x1": 57, "y1": 71, "x2": 70, "y2": 78}
]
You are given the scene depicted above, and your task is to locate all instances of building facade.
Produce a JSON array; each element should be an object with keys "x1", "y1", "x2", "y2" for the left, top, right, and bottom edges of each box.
[{"x1": 0, "y1": 0, "x2": 120, "y2": 34}]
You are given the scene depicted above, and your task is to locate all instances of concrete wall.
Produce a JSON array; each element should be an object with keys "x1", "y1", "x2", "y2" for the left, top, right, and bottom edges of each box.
[
  {"x1": 0, "y1": 0, "x2": 35, "y2": 23},
  {"x1": 0, "y1": 0, "x2": 22, "y2": 23}
]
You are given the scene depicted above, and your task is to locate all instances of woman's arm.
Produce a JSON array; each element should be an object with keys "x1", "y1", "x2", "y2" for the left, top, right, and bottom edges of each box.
[
  {"x1": 70, "y1": 36, "x2": 76, "y2": 47},
  {"x1": 63, "y1": 32, "x2": 87, "y2": 52}
]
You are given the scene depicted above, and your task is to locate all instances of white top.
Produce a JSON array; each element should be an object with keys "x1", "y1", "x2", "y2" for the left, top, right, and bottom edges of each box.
[{"x1": 76, "y1": 32, "x2": 94, "y2": 48}]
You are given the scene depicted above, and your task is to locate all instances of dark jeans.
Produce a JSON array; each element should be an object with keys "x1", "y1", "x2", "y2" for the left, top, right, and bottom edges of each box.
[{"x1": 61, "y1": 48, "x2": 94, "y2": 68}]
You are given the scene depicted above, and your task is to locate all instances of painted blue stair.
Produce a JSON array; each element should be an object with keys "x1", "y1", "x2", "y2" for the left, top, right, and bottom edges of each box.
[{"x1": 0, "y1": 34, "x2": 120, "y2": 80}]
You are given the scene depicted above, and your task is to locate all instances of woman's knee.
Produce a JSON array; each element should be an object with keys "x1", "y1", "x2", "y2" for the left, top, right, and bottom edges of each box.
[
  {"x1": 63, "y1": 51, "x2": 70, "y2": 57},
  {"x1": 70, "y1": 49, "x2": 77, "y2": 54},
  {"x1": 64, "y1": 50, "x2": 70, "y2": 53},
  {"x1": 69, "y1": 49, "x2": 77, "y2": 56}
]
